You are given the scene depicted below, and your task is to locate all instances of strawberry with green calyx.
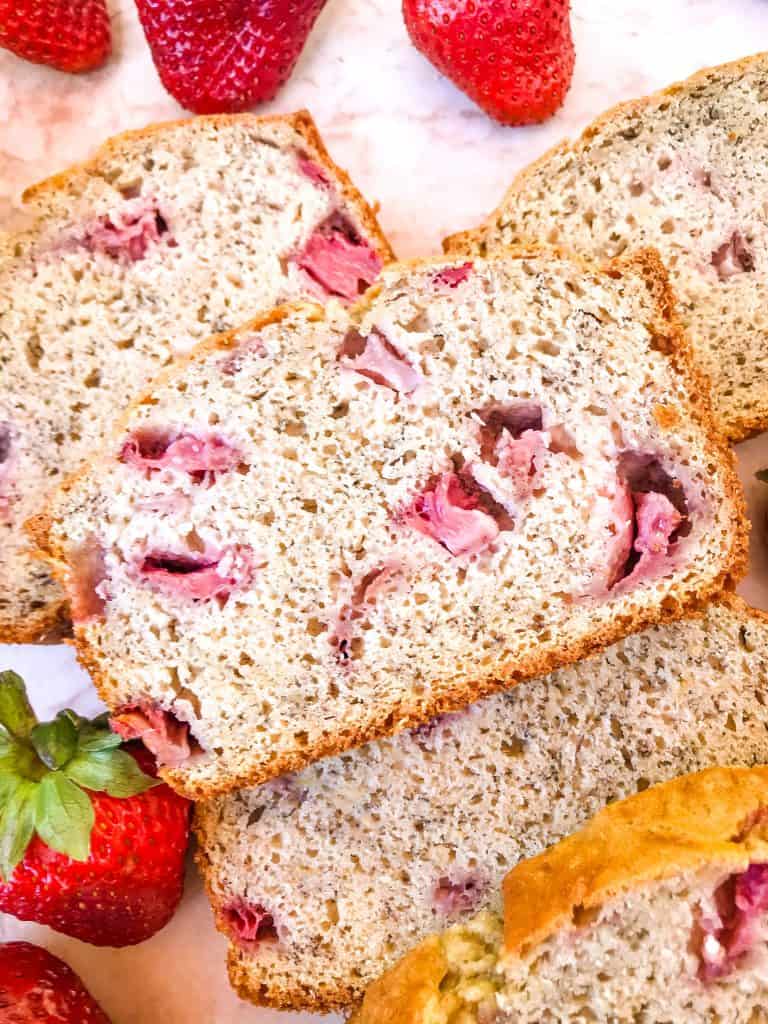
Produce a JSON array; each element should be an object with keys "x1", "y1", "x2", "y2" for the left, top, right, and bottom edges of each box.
[{"x1": 0, "y1": 670, "x2": 191, "y2": 947}]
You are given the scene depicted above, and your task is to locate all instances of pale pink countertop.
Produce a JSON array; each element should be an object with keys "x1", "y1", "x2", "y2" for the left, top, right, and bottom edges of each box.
[{"x1": 3, "y1": 1, "x2": 768, "y2": 1020}]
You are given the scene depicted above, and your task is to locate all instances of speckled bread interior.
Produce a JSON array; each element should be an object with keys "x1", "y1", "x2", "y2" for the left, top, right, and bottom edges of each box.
[
  {"x1": 2, "y1": 109, "x2": 392, "y2": 641},
  {"x1": 35, "y1": 246, "x2": 746, "y2": 803},
  {"x1": 446, "y1": 53, "x2": 768, "y2": 442},
  {"x1": 196, "y1": 596, "x2": 768, "y2": 1012}
]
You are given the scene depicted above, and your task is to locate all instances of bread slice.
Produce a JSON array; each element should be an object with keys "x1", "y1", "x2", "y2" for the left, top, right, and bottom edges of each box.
[
  {"x1": 35, "y1": 247, "x2": 746, "y2": 800},
  {"x1": 446, "y1": 54, "x2": 768, "y2": 442},
  {"x1": 193, "y1": 596, "x2": 768, "y2": 1012},
  {"x1": 2, "y1": 110, "x2": 393, "y2": 643},
  {"x1": 352, "y1": 764, "x2": 768, "y2": 1024}
]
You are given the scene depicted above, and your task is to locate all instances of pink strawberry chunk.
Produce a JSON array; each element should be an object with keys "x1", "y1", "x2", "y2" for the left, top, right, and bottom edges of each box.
[
  {"x1": 120, "y1": 429, "x2": 241, "y2": 475},
  {"x1": 633, "y1": 492, "x2": 682, "y2": 556},
  {"x1": 296, "y1": 213, "x2": 382, "y2": 301},
  {"x1": 111, "y1": 702, "x2": 196, "y2": 768},
  {"x1": 405, "y1": 472, "x2": 500, "y2": 557},
  {"x1": 330, "y1": 563, "x2": 405, "y2": 664},
  {"x1": 136, "y1": 546, "x2": 258, "y2": 601},
  {"x1": 222, "y1": 900, "x2": 279, "y2": 948},
  {"x1": 495, "y1": 429, "x2": 545, "y2": 482},
  {"x1": 433, "y1": 262, "x2": 473, "y2": 287},
  {"x1": 67, "y1": 538, "x2": 108, "y2": 625},
  {"x1": 296, "y1": 153, "x2": 331, "y2": 187},
  {"x1": 432, "y1": 872, "x2": 487, "y2": 915},
  {"x1": 711, "y1": 230, "x2": 754, "y2": 281},
  {"x1": 343, "y1": 329, "x2": 424, "y2": 394},
  {"x1": 697, "y1": 863, "x2": 768, "y2": 981},
  {"x1": 475, "y1": 402, "x2": 547, "y2": 499},
  {"x1": 602, "y1": 477, "x2": 635, "y2": 591},
  {"x1": 81, "y1": 198, "x2": 175, "y2": 262}
]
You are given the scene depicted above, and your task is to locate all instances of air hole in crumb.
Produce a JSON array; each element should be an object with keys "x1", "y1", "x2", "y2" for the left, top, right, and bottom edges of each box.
[
  {"x1": 119, "y1": 180, "x2": 143, "y2": 199},
  {"x1": 25, "y1": 336, "x2": 43, "y2": 369},
  {"x1": 534, "y1": 339, "x2": 560, "y2": 357}
]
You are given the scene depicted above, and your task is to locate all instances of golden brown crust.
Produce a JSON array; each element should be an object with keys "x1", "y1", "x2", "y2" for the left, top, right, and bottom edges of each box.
[
  {"x1": 444, "y1": 53, "x2": 768, "y2": 441},
  {"x1": 346, "y1": 939, "x2": 448, "y2": 1024},
  {"x1": 502, "y1": 765, "x2": 768, "y2": 959},
  {"x1": 0, "y1": 599, "x2": 70, "y2": 644},
  {"x1": 31, "y1": 246, "x2": 748, "y2": 801}
]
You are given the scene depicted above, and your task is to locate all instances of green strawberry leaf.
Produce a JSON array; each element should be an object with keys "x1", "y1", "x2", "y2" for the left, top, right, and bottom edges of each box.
[
  {"x1": 757, "y1": 468, "x2": 768, "y2": 483},
  {"x1": 30, "y1": 714, "x2": 78, "y2": 770},
  {"x1": 35, "y1": 772, "x2": 94, "y2": 862},
  {"x1": 0, "y1": 769, "x2": 24, "y2": 811},
  {"x1": 77, "y1": 725, "x2": 123, "y2": 753},
  {"x1": 64, "y1": 748, "x2": 158, "y2": 798},
  {"x1": 0, "y1": 722, "x2": 14, "y2": 753},
  {"x1": 0, "y1": 671, "x2": 37, "y2": 739},
  {"x1": 59, "y1": 708, "x2": 88, "y2": 730},
  {"x1": 0, "y1": 780, "x2": 37, "y2": 880}
]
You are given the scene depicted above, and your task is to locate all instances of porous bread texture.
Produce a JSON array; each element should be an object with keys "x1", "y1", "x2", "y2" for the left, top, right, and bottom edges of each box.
[
  {"x1": 1, "y1": 109, "x2": 392, "y2": 642},
  {"x1": 38, "y1": 247, "x2": 746, "y2": 800},
  {"x1": 352, "y1": 766, "x2": 768, "y2": 1024},
  {"x1": 195, "y1": 597, "x2": 768, "y2": 1012},
  {"x1": 446, "y1": 53, "x2": 768, "y2": 441}
]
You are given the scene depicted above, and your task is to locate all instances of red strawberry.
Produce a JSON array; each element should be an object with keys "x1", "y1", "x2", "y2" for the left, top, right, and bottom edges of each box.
[
  {"x1": 0, "y1": 0, "x2": 111, "y2": 73},
  {"x1": 0, "y1": 942, "x2": 111, "y2": 1023},
  {"x1": 134, "y1": 0, "x2": 329, "y2": 115},
  {"x1": 0, "y1": 671, "x2": 191, "y2": 947},
  {"x1": 403, "y1": 0, "x2": 575, "y2": 126}
]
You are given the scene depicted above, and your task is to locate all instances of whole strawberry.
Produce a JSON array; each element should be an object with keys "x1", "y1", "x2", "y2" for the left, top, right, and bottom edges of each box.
[
  {"x1": 403, "y1": 0, "x2": 575, "y2": 126},
  {"x1": 0, "y1": 671, "x2": 191, "y2": 947},
  {"x1": 0, "y1": 0, "x2": 111, "y2": 73},
  {"x1": 0, "y1": 942, "x2": 111, "y2": 1023},
  {"x1": 135, "y1": 0, "x2": 329, "y2": 114}
]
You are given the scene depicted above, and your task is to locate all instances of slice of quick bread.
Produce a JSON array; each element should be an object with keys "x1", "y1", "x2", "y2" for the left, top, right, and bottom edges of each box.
[
  {"x1": 352, "y1": 765, "x2": 768, "y2": 1024},
  {"x1": 1, "y1": 110, "x2": 392, "y2": 642},
  {"x1": 446, "y1": 54, "x2": 768, "y2": 441},
  {"x1": 194, "y1": 597, "x2": 768, "y2": 1012},
  {"x1": 34, "y1": 248, "x2": 746, "y2": 799}
]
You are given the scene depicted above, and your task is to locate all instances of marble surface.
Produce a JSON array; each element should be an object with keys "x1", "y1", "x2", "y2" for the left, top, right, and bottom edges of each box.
[{"x1": 3, "y1": 1, "x2": 768, "y2": 1020}]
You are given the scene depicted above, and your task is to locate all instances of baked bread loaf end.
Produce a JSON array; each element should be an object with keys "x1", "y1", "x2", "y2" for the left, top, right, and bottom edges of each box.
[
  {"x1": 36, "y1": 247, "x2": 746, "y2": 799},
  {"x1": 354, "y1": 766, "x2": 768, "y2": 1024}
]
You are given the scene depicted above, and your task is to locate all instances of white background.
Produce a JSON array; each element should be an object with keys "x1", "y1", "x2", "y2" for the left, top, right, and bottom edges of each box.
[{"x1": 3, "y1": 1, "x2": 768, "y2": 1020}]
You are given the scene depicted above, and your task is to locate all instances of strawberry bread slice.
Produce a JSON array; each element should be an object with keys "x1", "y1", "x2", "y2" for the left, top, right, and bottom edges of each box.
[
  {"x1": 34, "y1": 247, "x2": 746, "y2": 799},
  {"x1": 353, "y1": 765, "x2": 768, "y2": 1024},
  {"x1": 2, "y1": 110, "x2": 392, "y2": 642},
  {"x1": 194, "y1": 596, "x2": 768, "y2": 1012},
  {"x1": 446, "y1": 54, "x2": 768, "y2": 442}
]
